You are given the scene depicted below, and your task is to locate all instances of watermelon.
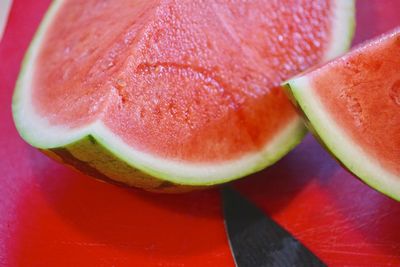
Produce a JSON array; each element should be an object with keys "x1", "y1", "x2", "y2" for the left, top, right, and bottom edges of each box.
[
  {"x1": 0, "y1": 0, "x2": 12, "y2": 40},
  {"x1": 13, "y1": 0, "x2": 355, "y2": 192},
  {"x1": 284, "y1": 28, "x2": 400, "y2": 200}
]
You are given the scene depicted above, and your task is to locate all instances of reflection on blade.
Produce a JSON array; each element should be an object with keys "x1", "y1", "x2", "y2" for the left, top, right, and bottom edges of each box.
[{"x1": 222, "y1": 187, "x2": 326, "y2": 267}]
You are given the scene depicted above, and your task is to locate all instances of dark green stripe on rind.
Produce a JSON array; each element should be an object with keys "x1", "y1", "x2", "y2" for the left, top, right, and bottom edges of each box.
[
  {"x1": 41, "y1": 127, "x2": 305, "y2": 193},
  {"x1": 50, "y1": 147, "x2": 132, "y2": 188},
  {"x1": 45, "y1": 135, "x2": 198, "y2": 193}
]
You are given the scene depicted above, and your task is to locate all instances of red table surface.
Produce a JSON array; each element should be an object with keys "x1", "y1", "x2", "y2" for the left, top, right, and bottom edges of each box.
[{"x1": 1, "y1": 1, "x2": 400, "y2": 266}]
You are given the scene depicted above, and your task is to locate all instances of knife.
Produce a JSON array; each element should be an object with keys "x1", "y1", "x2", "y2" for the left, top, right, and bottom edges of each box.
[{"x1": 222, "y1": 187, "x2": 326, "y2": 267}]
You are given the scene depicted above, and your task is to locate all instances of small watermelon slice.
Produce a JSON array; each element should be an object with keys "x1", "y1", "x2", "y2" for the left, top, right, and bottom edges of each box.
[
  {"x1": 284, "y1": 28, "x2": 400, "y2": 200},
  {"x1": 13, "y1": 0, "x2": 355, "y2": 192}
]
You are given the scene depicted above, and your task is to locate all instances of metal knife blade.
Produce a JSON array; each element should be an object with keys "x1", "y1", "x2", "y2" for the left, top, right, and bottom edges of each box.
[{"x1": 222, "y1": 187, "x2": 326, "y2": 267}]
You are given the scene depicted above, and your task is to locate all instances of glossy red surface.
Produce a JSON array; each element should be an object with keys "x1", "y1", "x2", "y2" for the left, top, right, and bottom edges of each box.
[{"x1": 1, "y1": 1, "x2": 400, "y2": 266}]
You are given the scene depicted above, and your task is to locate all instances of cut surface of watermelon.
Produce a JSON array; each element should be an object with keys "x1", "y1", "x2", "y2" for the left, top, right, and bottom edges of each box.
[
  {"x1": 284, "y1": 28, "x2": 400, "y2": 200},
  {"x1": 13, "y1": 0, "x2": 355, "y2": 190}
]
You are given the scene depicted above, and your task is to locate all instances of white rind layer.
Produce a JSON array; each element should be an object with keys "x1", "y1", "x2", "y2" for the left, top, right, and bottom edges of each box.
[
  {"x1": 288, "y1": 77, "x2": 400, "y2": 201},
  {"x1": 13, "y1": 0, "x2": 354, "y2": 185},
  {"x1": 91, "y1": 118, "x2": 305, "y2": 185},
  {"x1": 323, "y1": 0, "x2": 355, "y2": 61},
  {"x1": 13, "y1": 0, "x2": 92, "y2": 147}
]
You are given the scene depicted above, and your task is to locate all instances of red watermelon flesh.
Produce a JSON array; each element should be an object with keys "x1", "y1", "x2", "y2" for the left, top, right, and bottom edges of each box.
[
  {"x1": 313, "y1": 30, "x2": 400, "y2": 174},
  {"x1": 284, "y1": 28, "x2": 400, "y2": 200},
  {"x1": 35, "y1": 0, "x2": 333, "y2": 162},
  {"x1": 13, "y1": 0, "x2": 355, "y2": 189}
]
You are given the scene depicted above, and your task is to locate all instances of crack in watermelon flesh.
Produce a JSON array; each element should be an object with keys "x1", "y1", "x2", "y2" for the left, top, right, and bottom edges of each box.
[{"x1": 33, "y1": 0, "x2": 334, "y2": 162}]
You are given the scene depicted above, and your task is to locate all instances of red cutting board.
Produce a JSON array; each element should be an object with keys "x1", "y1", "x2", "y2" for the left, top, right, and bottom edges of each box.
[{"x1": 1, "y1": 1, "x2": 399, "y2": 266}]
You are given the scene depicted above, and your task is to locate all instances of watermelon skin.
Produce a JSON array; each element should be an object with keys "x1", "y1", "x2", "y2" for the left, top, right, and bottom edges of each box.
[
  {"x1": 36, "y1": 123, "x2": 307, "y2": 192},
  {"x1": 284, "y1": 28, "x2": 400, "y2": 201},
  {"x1": 13, "y1": 0, "x2": 355, "y2": 191},
  {"x1": 41, "y1": 137, "x2": 199, "y2": 193}
]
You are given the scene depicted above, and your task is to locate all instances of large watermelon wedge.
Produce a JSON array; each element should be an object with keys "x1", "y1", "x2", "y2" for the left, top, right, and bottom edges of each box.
[
  {"x1": 284, "y1": 28, "x2": 400, "y2": 200},
  {"x1": 13, "y1": 0, "x2": 355, "y2": 192}
]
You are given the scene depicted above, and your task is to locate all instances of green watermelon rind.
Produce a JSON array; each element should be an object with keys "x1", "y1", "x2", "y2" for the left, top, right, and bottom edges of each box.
[
  {"x1": 284, "y1": 76, "x2": 400, "y2": 201},
  {"x1": 12, "y1": 0, "x2": 355, "y2": 191}
]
